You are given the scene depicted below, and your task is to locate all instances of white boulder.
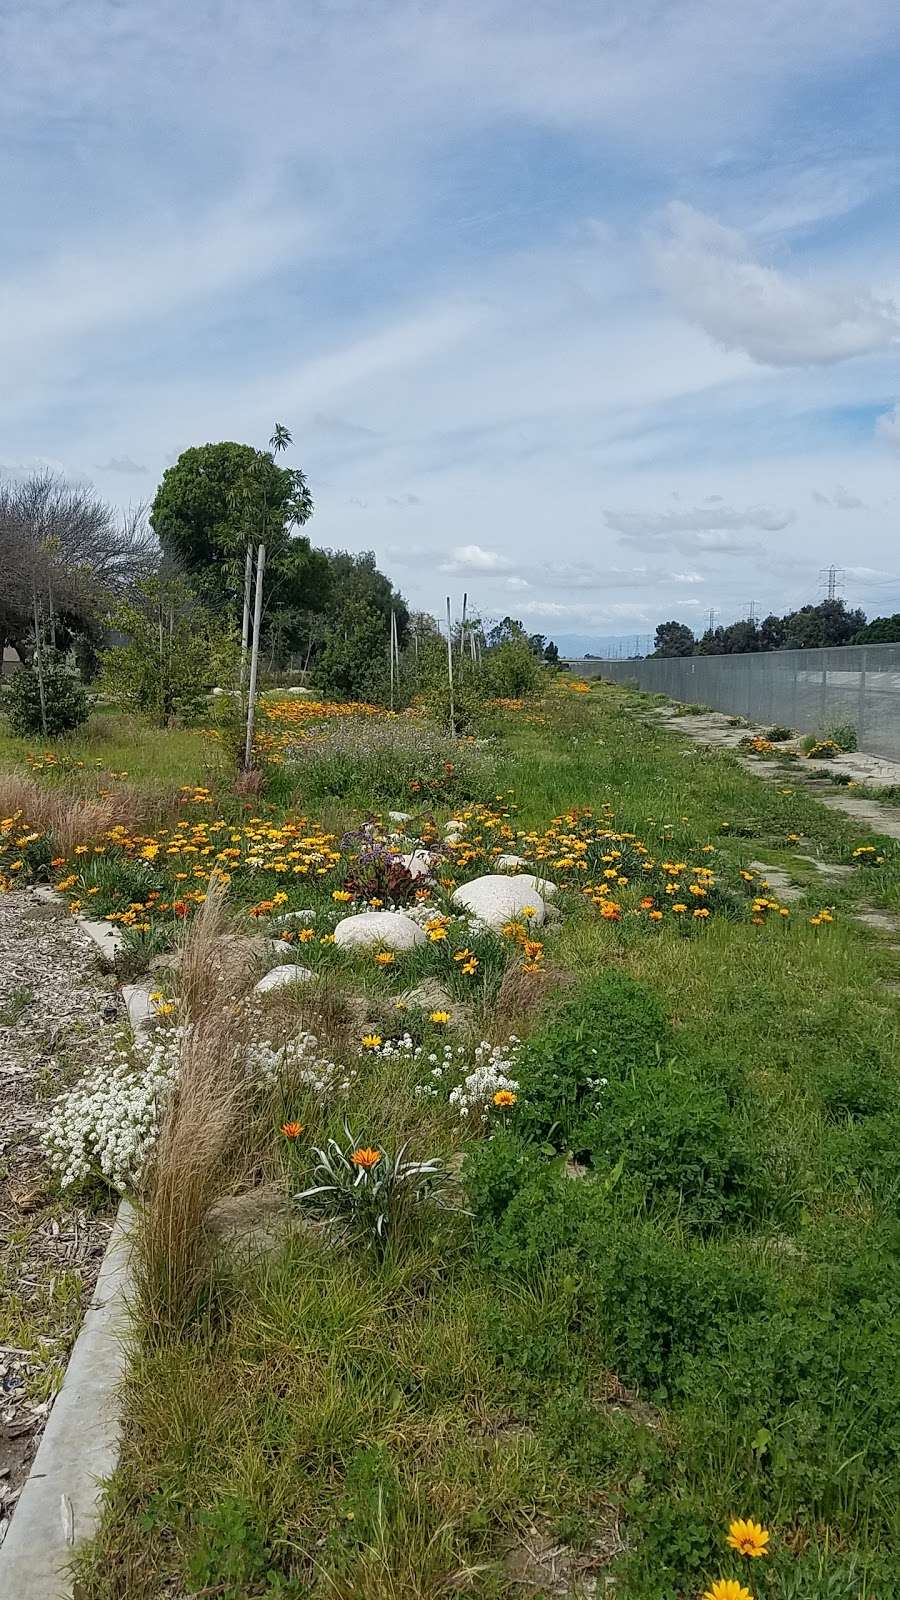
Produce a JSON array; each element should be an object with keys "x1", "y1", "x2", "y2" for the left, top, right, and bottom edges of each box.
[
  {"x1": 452, "y1": 875, "x2": 546, "y2": 929},
  {"x1": 254, "y1": 964, "x2": 314, "y2": 994},
  {"x1": 494, "y1": 853, "x2": 529, "y2": 871},
  {"x1": 398, "y1": 849, "x2": 437, "y2": 881},
  {"x1": 388, "y1": 810, "x2": 413, "y2": 823},
  {"x1": 333, "y1": 910, "x2": 426, "y2": 950}
]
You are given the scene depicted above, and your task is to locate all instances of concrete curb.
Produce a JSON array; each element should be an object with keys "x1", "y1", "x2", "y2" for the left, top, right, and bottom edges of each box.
[{"x1": 0, "y1": 1200, "x2": 135, "y2": 1599}]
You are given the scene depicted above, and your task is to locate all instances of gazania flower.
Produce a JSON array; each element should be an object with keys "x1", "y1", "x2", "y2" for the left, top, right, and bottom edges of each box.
[
  {"x1": 493, "y1": 1089, "x2": 517, "y2": 1107},
  {"x1": 693, "y1": 907, "x2": 710, "y2": 919},
  {"x1": 640, "y1": 897, "x2": 654, "y2": 909},
  {"x1": 374, "y1": 950, "x2": 395, "y2": 965},
  {"x1": 648, "y1": 909, "x2": 663, "y2": 921},
  {"x1": 332, "y1": 889, "x2": 352, "y2": 902},
  {"x1": 702, "y1": 1582, "x2": 754, "y2": 1600},
  {"x1": 461, "y1": 957, "x2": 479, "y2": 975},
  {"x1": 600, "y1": 902, "x2": 621, "y2": 921},
  {"x1": 361, "y1": 1033, "x2": 383, "y2": 1050},
  {"x1": 428, "y1": 926, "x2": 448, "y2": 941},
  {"x1": 280, "y1": 1121, "x2": 304, "y2": 1139},
  {"x1": 351, "y1": 1147, "x2": 381, "y2": 1170},
  {"x1": 727, "y1": 1519, "x2": 770, "y2": 1558},
  {"x1": 430, "y1": 1010, "x2": 450, "y2": 1024}
]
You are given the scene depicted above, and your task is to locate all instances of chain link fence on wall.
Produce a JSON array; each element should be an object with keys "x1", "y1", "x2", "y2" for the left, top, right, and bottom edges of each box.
[{"x1": 573, "y1": 644, "x2": 900, "y2": 762}]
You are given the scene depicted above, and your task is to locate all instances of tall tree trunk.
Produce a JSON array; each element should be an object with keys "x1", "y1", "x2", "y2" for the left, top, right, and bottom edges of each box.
[{"x1": 244, "y1": 543, "x2": 266, "y2": 768}]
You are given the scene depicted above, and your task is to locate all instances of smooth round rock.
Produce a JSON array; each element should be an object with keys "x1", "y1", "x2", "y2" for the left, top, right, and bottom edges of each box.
[
  {"x1": 398, "y1": 849, "x2": 437, "y2": 881},
  {"x1": 494, "y1": 853, "x2": 529, "y2": 870},
  {"x1": 452, "y1": 875, "x2": 546, "y2": 929},
  {"x1": 333, "y1": 910, "x2": 426, "y2": 950},
  {"x1": 254, "y1": 964, "x2": 314, "y2": 994}
]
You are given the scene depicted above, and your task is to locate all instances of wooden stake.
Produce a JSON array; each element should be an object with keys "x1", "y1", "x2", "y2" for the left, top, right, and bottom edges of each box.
[
  {"x1": 244, "y1": 542, "x2": 266, "y2": 768},
  {"x1": 446, "y1": 596, "x2": 455, "y2": 736}
]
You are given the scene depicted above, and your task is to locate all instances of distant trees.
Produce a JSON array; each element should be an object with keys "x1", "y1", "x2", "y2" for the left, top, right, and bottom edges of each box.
[
  {"x1": 653, "y1": 621, "x2": 696, "y2": 657},
  {"x1": 655, "y1": 599, "x2": 871, "y2": 658},
  {"x1": 853, "y1": 613, "x2": 900, "y2": 644}
]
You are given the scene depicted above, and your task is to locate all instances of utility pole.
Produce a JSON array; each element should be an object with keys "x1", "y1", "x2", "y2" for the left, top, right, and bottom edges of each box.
[
  {"x1": 819, "y1": 564, "x2": 844, "y2": 601},
  {"x1": 445, "y1": 597, "x2": 455, "y2": 736}
]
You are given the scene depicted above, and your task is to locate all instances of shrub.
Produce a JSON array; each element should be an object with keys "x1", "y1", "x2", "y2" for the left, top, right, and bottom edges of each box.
[
  {"x1": 3, "y1": 653, "x2": 89, "y2": 736},
  {"x1": 284, "y1": 714, "x2": 495, "y2": 806},
  {"x1": 589, "y1": 1066, "x2": 770, "y2": 1227},
  {"x1": 767, "y1": 724, "x2": 794, "y2": 741},
  {"x1": 101, "y1": 576, "x2": 236, "y2": 726},
  {"x1": 513, "y1": 971, "x2": 671, "y2": 1154},
  {"x1": 483, "y1": 637, "x2": 542, "y2": 699},
  {"x1": 825, "y1": 722, "x2": 858, "y2": 752}
]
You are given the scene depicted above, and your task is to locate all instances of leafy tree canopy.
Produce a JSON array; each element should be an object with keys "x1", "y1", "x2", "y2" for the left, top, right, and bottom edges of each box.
[
  {"x1": 653, "y1": 621, "x2": 696, "y2": 657},
  {"x1": 853, "y1": 613, "x2": 900, "y2": 644},
  {"x1": 151, "y1": 440, "x2": 314, "y2": 592}
]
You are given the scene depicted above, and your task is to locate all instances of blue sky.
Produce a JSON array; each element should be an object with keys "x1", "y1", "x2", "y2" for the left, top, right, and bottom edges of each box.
[{"x1": 3, "y1": 0, "x2": 900, "y2": 651}]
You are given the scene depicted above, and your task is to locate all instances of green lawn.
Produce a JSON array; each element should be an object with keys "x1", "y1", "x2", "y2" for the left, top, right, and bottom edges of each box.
[{"x1": 11, "y1": 684, "x2": 898, "y2": 1600}]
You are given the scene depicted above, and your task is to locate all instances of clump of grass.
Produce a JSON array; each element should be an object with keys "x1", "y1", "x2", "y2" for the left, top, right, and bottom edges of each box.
[
  {"x1": 0, "y1": 770, "x2": 179, "y2": 857},
  {"x1": 134, "y1": 878, "x2": 254, "y2": 1338}
]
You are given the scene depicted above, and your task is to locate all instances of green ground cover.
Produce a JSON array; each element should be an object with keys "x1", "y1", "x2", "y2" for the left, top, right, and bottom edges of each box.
[{"x1": 4, "y1": 682, "x2": 899, "y2": 1599}]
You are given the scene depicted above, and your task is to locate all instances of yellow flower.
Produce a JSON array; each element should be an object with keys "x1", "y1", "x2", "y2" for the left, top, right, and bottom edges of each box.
[
  {"x1": 430, "y1": 1010, "x2": 450, "y2": 1024},
  {"x1": 493, "y1": 1089, "x2": 517, "y2": 1107},
  {"x1": 361, "y1": 1033, "x2": 383, "y2": 1050},
  {"x1": 332, "y1": 889, "x2": 352, "y2": 902},
  {"x1": 351, "y1": 1147, "x2": 381, "y2": 1170},
  {"x1": 461, "y1": 957, "x2": 479, "y2": 975},
  {"x1": 374, "y1": 950, "x2": 395, "y2": 966},
  {"x1": 727, "y1": 1519, "x2": 770, "y2": 1559},
  {"x1": 702, "y1": 1582, "x2": 754, "y2": 1600},
  {"x1": 693, "y1": 907, "x2": 710, "y2": 919},
  {"x1": 648, "y1": 909, "x2": 663, "y2": 921},
  {"x1": 521, "y1": 904, "x2": 537, "y2": 917}
]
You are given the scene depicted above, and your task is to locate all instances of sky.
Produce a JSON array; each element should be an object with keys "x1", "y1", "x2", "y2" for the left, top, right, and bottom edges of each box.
[{"x1": 3, "y1": 0, "x2": 900, "y2": 655}]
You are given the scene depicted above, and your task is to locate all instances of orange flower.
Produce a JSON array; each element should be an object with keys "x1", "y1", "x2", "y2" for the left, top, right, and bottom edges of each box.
[
  {"x1": 493, "y1": 1089, "x2": 517, "y2": 1107},
  {"x1": 600, "y1": 902, "x2": 621, "y2": 921},
  {"x1": 281, "y1": 1122, "x2": 304, "y2": 1139},
  {"x1": 639, "y1": 897, "x2": 654, "y2": 909},
  {"x1": 351, "y1": 1147, "x2": 382, "y2": 1170}
]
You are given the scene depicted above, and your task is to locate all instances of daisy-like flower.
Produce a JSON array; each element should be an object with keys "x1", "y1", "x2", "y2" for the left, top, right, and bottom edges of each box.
[
  {"x1": 332, "y1": 889, "x2": 352, "y2": 902},
  {"x1": 702, "y1": 1581, "x2": 754, "y2": 1600},
  {"x1": 693, "y1": 907, "x2": 710, "y2": 919},
  {"x1": 428, "y1": 926, "x2": 448, "y2": 941},
  {"x1": 493, "y1": 1089, "x2": 517, "y2": 1107},
  {"x1": 430, "y1": 1011, "x2": 450, "y2": 1024},
  {"x1": 727, "y1": 1519, "x2": 770, "y2": 1559},
  {"x1": 351, "y1": 1147, "x2": 381, "y2": 1170},
  {"x1": 461, "y1": 957, "x2": 479, "y2": 975},
  {"x1": 374, "y1": 950, "x2": 395, "y2": 966},
  {"x1": 280, "y1": 1121, "x2": 304, "y2": 1139},
  {"x1": 361, "y1": 1033, "x2": 383, "y2": 1050}
]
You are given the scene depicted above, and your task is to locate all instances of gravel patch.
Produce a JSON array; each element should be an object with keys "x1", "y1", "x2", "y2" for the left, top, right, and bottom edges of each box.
[{"x1": 0, "y1": 891, "x2": 123, "y2": 1544}]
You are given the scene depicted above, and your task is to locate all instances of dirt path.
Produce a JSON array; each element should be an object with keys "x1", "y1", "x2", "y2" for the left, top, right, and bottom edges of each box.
[{"x1": 0, "y1": 892, "x2": 123, "y2": 1543}]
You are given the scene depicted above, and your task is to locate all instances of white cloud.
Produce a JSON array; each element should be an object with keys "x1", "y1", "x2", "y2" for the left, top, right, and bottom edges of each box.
[
  {"x1": 812, "y1": 484, "x2": 865, "y2": 509},
  {"x1": 441, "y1": 544, "x2": 512, "y2": 572},
  {"x1": 95, "y1": 456, "x2": 147, "y2": 475},
  {"x1": 655, "y1": 202, "x2": 900, "y2": 366},
  {"x1": 876, "y1": 406, "x2": 900, "y2": 452},
  {"x1": 605, "y1": 501, "x2": 793, "y2": 556}
]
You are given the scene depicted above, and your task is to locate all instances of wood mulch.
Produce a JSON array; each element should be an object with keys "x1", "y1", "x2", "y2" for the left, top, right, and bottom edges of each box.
[{"x1": 0, "y1": 891, "x2": 123, "y2": 1544}]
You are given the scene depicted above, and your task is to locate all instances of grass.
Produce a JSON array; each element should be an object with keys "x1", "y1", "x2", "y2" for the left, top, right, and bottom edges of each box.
[{"x1": 5, "y1": 685, "x2": 900, "y2": 1597}]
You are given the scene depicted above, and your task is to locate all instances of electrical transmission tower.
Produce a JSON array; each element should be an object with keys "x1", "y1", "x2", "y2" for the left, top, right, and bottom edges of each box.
[
  {"x1": 707, "y1": 608, "x2": 716, "y2": 633},
  {"x1": 747, "y1": 601, "x2": 758, "y2": 625},
  {"x1": 819, "y1": 564, "x2": 845, "y2": 601}
]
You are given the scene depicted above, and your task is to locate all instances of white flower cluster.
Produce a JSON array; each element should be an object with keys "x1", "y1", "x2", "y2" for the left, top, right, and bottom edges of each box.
[
  {"x1": 361, "y1": 1031, "x2": 422, "y2": 1060},
  {"x1": 416, "y1": 1037, "x2": 520, "y2": 1120},
  {"x1": 42, "y1": 1028, "x2": 183, "y2": 1193},
  {"x1": 246, "y1": 1031, "x2": 357, "y2": 1097}
]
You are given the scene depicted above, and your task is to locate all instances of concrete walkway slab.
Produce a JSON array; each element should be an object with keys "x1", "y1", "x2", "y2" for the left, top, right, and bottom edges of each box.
[{"x1": 0, "y1": 1201, "x2": 134, "y2": 1599}]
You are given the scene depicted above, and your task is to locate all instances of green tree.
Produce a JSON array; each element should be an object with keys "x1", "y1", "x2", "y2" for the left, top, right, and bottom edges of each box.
[
  {"x1": 853, "y1": 614, "x2": 900, "y2": 644},
  {"x1": 151, "y1": 441, "x2": 313, "y2": 582},
  {"x1": 310, "y1": 600, "x2": 389, "y2": 703},
  {"x1": 101, "y1": 574, "x2": 237, "y2": 725},
  {"x1": 325, "y1": 551, "x2": 409, "y2": 644},
  {"x1": 653, "y1": 621, "x2": 695, "y2": 657},
  {"x1": 484, "y1": 635, "x2": 542, "y2": 697},
  {"x1": 783, "y1": 599, "x2": 865, "y2": 649},
  {"x1": 3, "y1": 651, "x2": 88, "y2": 737}
]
